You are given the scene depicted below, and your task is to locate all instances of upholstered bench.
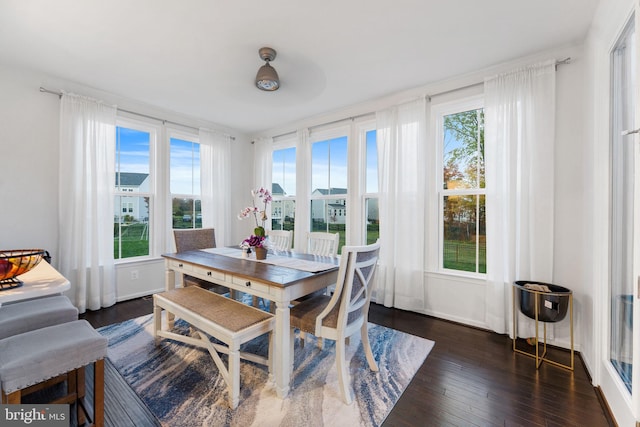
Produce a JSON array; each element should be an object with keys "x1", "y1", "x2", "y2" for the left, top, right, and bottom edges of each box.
[
  {"x1": 153, "y1": 286, "x2": 274, "y2": 409},
  {"x1": 0, "y1": 295, "x2": 78, "y2": 340},
  {"x1": 0, "y1": 319, "x2": 108, "y2": 427}
]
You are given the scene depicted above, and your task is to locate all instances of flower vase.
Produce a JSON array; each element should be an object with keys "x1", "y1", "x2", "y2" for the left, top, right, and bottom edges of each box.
[{"x1": 254, "y1": 246, "x2": 267, "y2": 260}]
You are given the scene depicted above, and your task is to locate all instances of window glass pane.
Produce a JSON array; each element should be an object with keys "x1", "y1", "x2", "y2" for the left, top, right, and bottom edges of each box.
[
  {"x1": 114, "y1": 196, "x2": 150, "y2": 259},
  {"x1": 442, "y1": 194, "x2": 486, "y2": 273},
  {"x1": 311, "y1": 136, "x2": 348, "y2": 194},
  {"x1": 115, "y1": 126, "x2": 151, "y2": 260},
  {"x1": 170, "y1": 138, "x2": 200, "y2": 195},
  {"x1": 311, "y1": 199, "x2": 346, "y2": 252},
  {"x1": 272, "y1": 147, "x2": 296, "y2": 196},
  {"x1": 272, "y1": 200, "x2": 295, "y2": 230},
  {"x1": 365, "y1": 197, "x2": 379, "y2": 244},
  {"x1": 366, "y1": 130, "x2": 378, "y2": 193},
  {"x1": 172, "y1": 198, "x2": 201, "y2": 229},
  {"x1": 116, "y1": 127, "x2": 150, "y2": 191},
  {"x1": 443, "y1": 109, "x2": 484, "y2": 190}
]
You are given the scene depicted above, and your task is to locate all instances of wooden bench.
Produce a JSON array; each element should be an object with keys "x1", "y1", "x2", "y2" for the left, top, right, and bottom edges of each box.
[{"x1": 153, "y1": 286, "x2": 274, "y2": 409}]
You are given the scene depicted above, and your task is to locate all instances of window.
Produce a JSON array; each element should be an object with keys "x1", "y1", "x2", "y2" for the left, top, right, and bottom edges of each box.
[
  {"x1": 271, "y1": 145, "x2": 296, "y2": 237},
  {"x1": 438, "y1": 105, "x2": 486, "y2": 274},
  {"x1": 310, "y1": 133, "x2": 348, "y2": 251},
  {"x1": 114, "y1": 124, "x2": 154, "y2": 260},
  {"x1": 609, "y1": 16, "x2": 636, "y2": 394},
  {"x1": 170, "y1": 135, "x2": 201, "y2": 230},
  {"x1": 363, "y1": 128, "x2": 379, "y2": 244}
]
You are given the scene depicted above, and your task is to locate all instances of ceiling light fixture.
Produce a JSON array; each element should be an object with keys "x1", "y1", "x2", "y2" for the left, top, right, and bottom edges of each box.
[{"x1": 255, "y1": 47, "x2": 280, "y2": 91}]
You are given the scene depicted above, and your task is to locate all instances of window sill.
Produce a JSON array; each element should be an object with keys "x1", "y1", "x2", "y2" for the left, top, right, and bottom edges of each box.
[
  {"x1": 115, "y1": 256, "x2": 164, "y2": 267},
  {"x1": 425, "y1": 269, "x2": 486, "y2": 285}
]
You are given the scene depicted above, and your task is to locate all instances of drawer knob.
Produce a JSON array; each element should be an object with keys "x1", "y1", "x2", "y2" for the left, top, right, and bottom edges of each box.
[
  {"x1": 178, "y1": 263, "x2": 183, "y2": 268},
  {"x1": 245, "y1": 281, "x2": 251, "y2": 287},
  {"x1": 207, "y1": 271, "x2": 212, "y2": 276}
]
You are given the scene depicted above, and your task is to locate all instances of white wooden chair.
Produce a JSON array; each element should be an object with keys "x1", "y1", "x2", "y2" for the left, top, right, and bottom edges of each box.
[
  {"x1": 307, "y1": 232, "x2": 340, "y2": 257},
  {"x1": 267, "y1": 229, "x2": 293, "y2": 251},
  {"x1": 289, "y1": 241, "x2": 381, "y2": 404}
]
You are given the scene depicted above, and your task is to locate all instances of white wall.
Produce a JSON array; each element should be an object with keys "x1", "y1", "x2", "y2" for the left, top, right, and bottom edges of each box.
[
  {"x1": 0, "y1": 65, "x2": 60, "y2": 253},
  {"x1": 0, "y1": 62, "x2": 254, "y2": 302}
]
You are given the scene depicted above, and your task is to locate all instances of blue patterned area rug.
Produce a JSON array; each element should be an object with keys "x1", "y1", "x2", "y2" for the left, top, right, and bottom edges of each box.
[{"x1": 99, "y1": 314, "x2": 434, "y2": 427}]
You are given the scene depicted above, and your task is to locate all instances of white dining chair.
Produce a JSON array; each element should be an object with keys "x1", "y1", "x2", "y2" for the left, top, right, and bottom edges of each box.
[
  {"x1": 307, "y1": 232, "x2": 340, "y2": 257},
  {"x1": 289, "y1": 241, "x2": 381, "y2": 404},
  {"x1": 267, "y1": 229, "x2": 293, "y2": 251}
]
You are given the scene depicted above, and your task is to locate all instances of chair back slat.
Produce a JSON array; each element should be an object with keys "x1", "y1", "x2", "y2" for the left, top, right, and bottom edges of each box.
[
  {"x1": 307, "y1": 232, "x2": 340, "y2": 256},
  {"x1": 314, "y1": 241, "x2": 380, "y2": 335},
  {"x1": 267, "y1": 230, "x2": 292, "y2": 251}
]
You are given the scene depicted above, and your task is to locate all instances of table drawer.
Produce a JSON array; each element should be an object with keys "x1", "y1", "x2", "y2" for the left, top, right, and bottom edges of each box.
[
  {"x1": 231, "y1": 275, "x2": 270, "y2": 295},
  {"x1": 169, "y1": 260, "x2": 193, "y2": 272},
  {"x1": 191, "y1": 265, "x2": 226, "y2": 282}
]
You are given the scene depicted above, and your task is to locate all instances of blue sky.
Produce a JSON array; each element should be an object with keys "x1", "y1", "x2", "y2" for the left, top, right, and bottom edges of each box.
[
  {"x1": 272, "y1": 131, "x2": 378, "y2": 196},
  {"x1": 116, "y1": 127, "x2": 149, "y2": 177},
  {"x1": 116, "y1": 126, "x2": 200, "y2": 195},
  {"x1": 118, "y1": 126, "x2": 379, "y2": 196}
]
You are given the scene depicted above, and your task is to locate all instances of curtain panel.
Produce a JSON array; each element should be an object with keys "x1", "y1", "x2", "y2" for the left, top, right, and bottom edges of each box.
[
  {"x1": 58, "y1": 93, "x2": 117, "y2": 313},
  {"x1": 375, "y1": 98, "x2": 427, "y2": 311},
  {"x1": 200, "y1": 129, "x2": 231, "y2": 246},
  {"x1": 484, "y1": 60, "x2": 556, "y2": 335}
]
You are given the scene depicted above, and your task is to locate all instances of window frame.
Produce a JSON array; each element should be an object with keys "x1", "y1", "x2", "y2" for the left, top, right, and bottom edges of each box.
[
  {"x1": 433, "y1": 96, "x2": 486, "y2": 278},
  {"x1": 114, "y1": 117, "x2": 159, "y2": 263},
  {"x1": 168, "y1": 129, "x2": 202, "y2": 230},
  {"x1": 271, "y1": 135, "x2": 297, "y2": 236},
  {"x1": 356, "y1": 119, "x2": 379, "y2": 245},
  {"x1": 309, "y1": 125, "x2": 351, "y2": 251}
]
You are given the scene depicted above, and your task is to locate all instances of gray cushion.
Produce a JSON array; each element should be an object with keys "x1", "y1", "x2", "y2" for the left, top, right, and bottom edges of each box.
[
  {"x1": 0, "y1": 295, "x2": 78, "y2": 340},
  {"x1": 0, "y1": 319, "x2": 107, "y2": 394}
]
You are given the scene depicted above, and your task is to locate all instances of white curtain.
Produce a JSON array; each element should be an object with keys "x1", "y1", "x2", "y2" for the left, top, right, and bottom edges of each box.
[
  {"x1": 294, "y1": 129, "x2": 311, "y2": 251},
  {"x1": 200, "y1": 129, "x2": 231, "y2": 246},
  {"x1": 375, "y1": 98, "x2": 427, "y2": 310},
  {"x1": 484, "y1": 60, "x2": 556, "y2": 334},
  {"x1": 253, "y1": 136, "x2": 273, "y2": 212},
  {"x1": 58, "y1": 93, "x2": 117, "y2": 313}
]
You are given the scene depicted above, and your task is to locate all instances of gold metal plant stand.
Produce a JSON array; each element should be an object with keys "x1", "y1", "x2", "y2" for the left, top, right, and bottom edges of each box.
[{"x1": 512, "y1": 283, "x2": 574, "y2": 371}]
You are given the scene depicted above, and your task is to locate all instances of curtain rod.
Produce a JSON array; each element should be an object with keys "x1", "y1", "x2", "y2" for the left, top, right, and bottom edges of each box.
[
  {"x1": 263, "y1": 112, "x2": 375, "y2": 142},
  {"x1": 262, "y1": 57, "x2": 572, "y2": 142},
  {"x1": 39, "y1": 87, "x2": 236, "y2": 141},
  {"x1": 427, "y1": 57, "x2": 571, "y2": 101}
]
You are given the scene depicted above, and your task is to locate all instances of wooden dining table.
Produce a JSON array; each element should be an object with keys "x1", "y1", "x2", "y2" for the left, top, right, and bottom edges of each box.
[{"x1": 161, "y1": 247, "x2": 339, "y2": 399}]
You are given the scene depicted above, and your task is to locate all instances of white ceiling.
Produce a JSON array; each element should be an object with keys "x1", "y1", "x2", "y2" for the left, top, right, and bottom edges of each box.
[{"x1": 0, "y1": 0, "x2": 598, "y2": 135}]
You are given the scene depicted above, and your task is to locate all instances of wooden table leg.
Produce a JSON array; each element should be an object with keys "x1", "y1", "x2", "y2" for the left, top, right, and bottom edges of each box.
[{"x1": 273, "y1": 299, "x2": 291, "y2": 398}]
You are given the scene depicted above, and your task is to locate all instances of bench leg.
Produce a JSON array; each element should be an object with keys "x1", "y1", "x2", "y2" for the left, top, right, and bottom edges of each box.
[
  {"x1": 2, "y1": 389, "x2": 21, "y2": 404},
  {"x1": 153, "y1": 304, "x2": 162, "y2": 346},
  {"x1": 93, "y1": 359, "x2": 105, "y2": 427}
]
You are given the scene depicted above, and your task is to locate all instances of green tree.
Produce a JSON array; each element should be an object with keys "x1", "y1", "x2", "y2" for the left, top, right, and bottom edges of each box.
[{"x1": 443, "y1": 109, "x2": 485, "y2": 188}]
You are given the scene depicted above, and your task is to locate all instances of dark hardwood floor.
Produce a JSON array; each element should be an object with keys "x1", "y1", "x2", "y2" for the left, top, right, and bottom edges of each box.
[{"x1": 82, "y1": 298, "x2": 614, "y2": 427}]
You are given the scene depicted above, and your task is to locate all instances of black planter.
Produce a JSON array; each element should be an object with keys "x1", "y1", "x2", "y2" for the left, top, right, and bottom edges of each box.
[{"x1": 514, "y1": 281, "x2": 571, "y2": 323}]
